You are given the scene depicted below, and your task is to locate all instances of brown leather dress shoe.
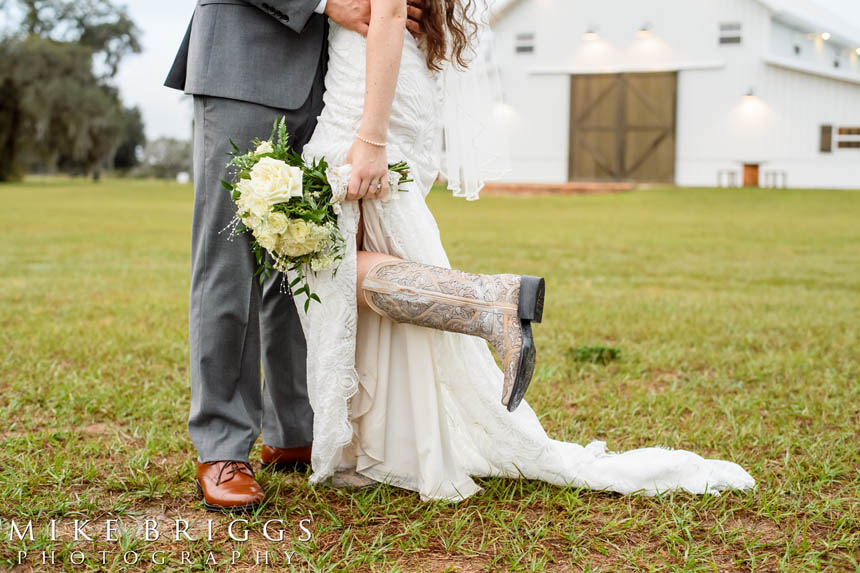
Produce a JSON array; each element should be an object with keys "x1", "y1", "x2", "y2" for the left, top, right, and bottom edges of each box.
[
  {"x1": 260, "y1": 444, "x2": 312, "y2": 472},
  {"x1": 195, "y1": 461, "x2": 264, "y2": 513}
]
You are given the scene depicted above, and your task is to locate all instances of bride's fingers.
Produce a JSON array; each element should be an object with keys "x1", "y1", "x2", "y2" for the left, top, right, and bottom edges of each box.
[
  {"x1": 357, "y1": 176, "x2": 371, "y2": 200},
  {"x1": 346, "y1": 171, "x2": 361, "y2": 201},
  {"x1": 379, "y1": 177, "x2": 390, "y2": 200},
  {"x1": 366, "y1": 178, "x2": 381, "y2": 200},
  {"x1": 373, "y1": 176, "x2": 390, "y2": 200}
]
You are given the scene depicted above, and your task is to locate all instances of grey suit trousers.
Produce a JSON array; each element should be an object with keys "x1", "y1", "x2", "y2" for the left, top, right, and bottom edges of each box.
[{"x1": 189, "y1": 63, "x2": 324, "y2": 462}]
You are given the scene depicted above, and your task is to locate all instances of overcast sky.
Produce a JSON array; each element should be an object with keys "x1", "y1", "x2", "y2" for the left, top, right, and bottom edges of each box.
[{"x1": 116, "y1": 0, "x2": 860, "y2": 141}]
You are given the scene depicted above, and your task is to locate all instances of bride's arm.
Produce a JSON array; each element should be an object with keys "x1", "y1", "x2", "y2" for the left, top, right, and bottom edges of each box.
[{"x1": 346, "y1": 0, "x2": 407, "y2": 201}]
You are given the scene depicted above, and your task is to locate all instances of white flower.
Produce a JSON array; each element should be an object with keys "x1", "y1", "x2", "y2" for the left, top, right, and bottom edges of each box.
[
  {"x1": 277, "y1": 220, "x2": 331, "y2": 257},
  {"x1": 236, "y1": 179, "x2": 270, "y2": 219},
  {"x1": 243, "y1": 215, "x2": 265, "y2": 234},
  {"x1": 267, "y1": 211, "x2": 289, "y2": 235},
  {"x1": 256, "y1": 228, "x2": 279, "y2": 252},
  {"x1": 311, "y1": 254, "x2": 337, "y2": 272},
  {"x1": 326, "y1": 164, "x2": 352, "y2": 204},
  {"x1": 385, "y1": 171, "x2": 403, "y2": 202},
  {"x1": 250, "y1": 157, "x2": 304, "y2": 205},
  {"x1": 255, "y1": 140, "x2": 274, "y2": 155}
]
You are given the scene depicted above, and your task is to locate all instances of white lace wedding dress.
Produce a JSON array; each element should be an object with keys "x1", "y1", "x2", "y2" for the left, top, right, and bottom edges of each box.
[{"x1": 294, "y1": 24, "x2": 755, "y2": 501}]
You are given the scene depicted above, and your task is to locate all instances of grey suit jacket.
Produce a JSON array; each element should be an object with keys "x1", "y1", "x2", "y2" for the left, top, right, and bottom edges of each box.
[{"x1": 165, "y1": 0, "x2": 327, "y2": 110}]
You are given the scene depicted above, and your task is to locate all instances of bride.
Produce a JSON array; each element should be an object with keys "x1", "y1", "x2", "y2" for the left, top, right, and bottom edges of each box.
[{"x1": 294, "y1": 0, "x2": 754, "y2": 500}]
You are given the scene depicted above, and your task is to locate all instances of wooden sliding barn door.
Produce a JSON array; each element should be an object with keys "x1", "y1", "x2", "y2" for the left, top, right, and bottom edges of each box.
[{"x1": 568, "y1": 72, "x2": 677, "y2": 183}]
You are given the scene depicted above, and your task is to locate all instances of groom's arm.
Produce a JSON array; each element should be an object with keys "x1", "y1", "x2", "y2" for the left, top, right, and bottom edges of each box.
[
  {"x1": 248, "y1": 0, "x2": 422, "y2": 38},
  {"x1": 325, "y1": 0, "x2": 424, "y2": 37},
  {"x1": 246, "y1": 0, "x2": 372, "y2": 35},
  {"x1": 244, "y1": 0, "x2": 326, "y2": 34}
]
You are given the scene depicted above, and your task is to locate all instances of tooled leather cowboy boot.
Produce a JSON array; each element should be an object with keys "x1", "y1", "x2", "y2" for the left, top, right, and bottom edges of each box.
[
  {"x1": 331, "y1": 469, "x2": 378, "y2": 490},
  {"x1": 260, "y1": 444, "x2": 312, "y2": 472},
  {"x1": 196, "y1": 461, "x2": 264, "y2": 513},
  {"x1": 361, "y1": 261, "x2": 545, "y2": 412}
]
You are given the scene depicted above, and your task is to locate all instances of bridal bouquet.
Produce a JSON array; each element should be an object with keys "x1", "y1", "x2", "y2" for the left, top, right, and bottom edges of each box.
[{"x1": 222, "y1": 118, "x2": 411, "y2": 310}]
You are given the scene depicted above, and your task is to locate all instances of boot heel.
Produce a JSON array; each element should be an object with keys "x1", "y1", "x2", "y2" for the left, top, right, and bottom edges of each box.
[{"x1": 518, "y1": 276, "x2": 545, "y2": 324}]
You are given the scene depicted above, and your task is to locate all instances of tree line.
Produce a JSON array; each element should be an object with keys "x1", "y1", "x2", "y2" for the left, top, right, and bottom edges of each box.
[{"x1": 0, "y1": 0, "x2": 162, "y2": 181}]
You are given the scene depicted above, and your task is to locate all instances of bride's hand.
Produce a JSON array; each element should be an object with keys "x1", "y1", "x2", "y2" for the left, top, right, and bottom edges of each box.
[{"x1": 346, "y1": 138, "x2": 389, "y2": 201}]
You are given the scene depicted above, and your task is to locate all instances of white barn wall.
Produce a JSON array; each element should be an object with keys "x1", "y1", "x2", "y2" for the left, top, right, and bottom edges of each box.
[
  {"x1": 675, "y1": 0, "x2": 774, "y2": 187},
  {"x1": 493, "y1": 0, "x2": 569, "y2": 182},
  {"x1": 678, "y1": 12, "x2": 860, "y2": 188},
  {"x1": 756, "y1": 66, "x2": 860, "y2": 188},
  {"x1": 493, "y1": 0, "x2": 860, "y2": 188}
]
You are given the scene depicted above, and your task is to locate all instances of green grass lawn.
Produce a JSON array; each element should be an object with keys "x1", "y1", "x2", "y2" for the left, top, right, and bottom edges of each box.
[{"x1": 0, "y1": 178, "x2": 858, "y2": 571}]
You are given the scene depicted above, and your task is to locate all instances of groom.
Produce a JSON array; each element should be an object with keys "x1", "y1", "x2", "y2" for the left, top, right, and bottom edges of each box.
[{"x1": 165, "y1": 0, "x2": 423, "y2": 512}]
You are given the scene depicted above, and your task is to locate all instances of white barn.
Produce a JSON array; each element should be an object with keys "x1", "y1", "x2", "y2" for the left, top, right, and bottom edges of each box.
[{"x1": 491, "y1": 0, "x2": 860, "y2": 188}]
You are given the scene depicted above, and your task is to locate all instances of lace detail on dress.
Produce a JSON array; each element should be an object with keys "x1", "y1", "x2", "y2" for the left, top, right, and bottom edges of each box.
[
  {"x1": 296, "y1": 24, "x2": 444, "y2": 484},
  {"x1": 291, "y1": 200, "x2": 361, "y2": 483}
]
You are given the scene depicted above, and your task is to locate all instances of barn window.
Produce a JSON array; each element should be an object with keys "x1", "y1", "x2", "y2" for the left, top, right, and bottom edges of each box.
[
  {"x1": 515, "y1": 33, "x2": 535, "y2": 54},
  {"x1": 820, "y1": 125, "x2": 833, "y2": 153},
  {"x1": 719, "y1": 22, "x2": 742, "y2": 45},
  {"x1": 837, "y1": 127, "x2": 860, "y2": 150}
]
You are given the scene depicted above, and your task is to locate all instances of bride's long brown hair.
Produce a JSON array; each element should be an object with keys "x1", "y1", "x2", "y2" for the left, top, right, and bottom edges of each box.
[{"x1": 420, "y1": 0, "x2": 482, "y2": 71}]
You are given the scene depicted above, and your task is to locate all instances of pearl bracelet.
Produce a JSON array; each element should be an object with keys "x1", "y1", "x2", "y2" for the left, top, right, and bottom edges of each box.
[{"x1": 356, "y1": 134, "x2": 387, "y2": 148}]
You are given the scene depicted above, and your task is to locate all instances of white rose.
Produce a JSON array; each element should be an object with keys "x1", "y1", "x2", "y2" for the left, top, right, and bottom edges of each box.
[
  {"x1": 250, "y1": 157, "x2": 304, "y2": 205},
  {"x1": 256, "y1": 228, "x2": 279, "y2": 252},
  {"x1": 236, "y1": 179, "x2": 270, "y2": 219},
  {"x1": 311, "y1": 254, "x2": 337, "y2": 272},
  {"x1": 278, "y1": 220, "x2": 330, "y2": 257},
  {"x1": 242, "y1": 214, "x2": 265, "y2": 234},
  {"x1": 255, "y1": 140, "x2": 274, "y2": 155},
  {"x1": 267, "y1": 211, "x2": 289, "y2": 235}
]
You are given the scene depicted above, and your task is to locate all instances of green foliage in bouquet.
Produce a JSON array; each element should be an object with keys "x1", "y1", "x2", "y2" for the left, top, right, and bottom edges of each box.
[{"x1": 221, "y1": 118, "x2": 412, "y2": 311}]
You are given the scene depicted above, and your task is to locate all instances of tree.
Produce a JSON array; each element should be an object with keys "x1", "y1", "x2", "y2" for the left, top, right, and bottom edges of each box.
[
  {"x1": 0, "y1": 0, "x2": 141, "y2": 181},
  {"x1": 136, "y1": 137, "x2": 192, "y2": 180},
  {"x1": 113, "y1": 106, "x2": 145, "y2": 171},
  {"x1": 19, "y1": 0, "x2": 140, "y2": 78},
  {"x1": 0, "y1": 41, "x2": 23, "y2": 181}
]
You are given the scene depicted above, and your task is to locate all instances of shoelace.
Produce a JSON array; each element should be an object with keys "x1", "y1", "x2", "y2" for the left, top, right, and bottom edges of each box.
[{"x1": 215, "y1": 461, "x2": 255, "y2": 486}]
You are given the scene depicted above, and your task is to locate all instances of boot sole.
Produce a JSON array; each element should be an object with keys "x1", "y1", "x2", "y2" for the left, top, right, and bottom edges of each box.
[
  {"x1": 196, "y1": 480, "x2": 261, "y2": 514},
  {"x1": 508, "y1": 276, "x2": 545, "y2": 412}
]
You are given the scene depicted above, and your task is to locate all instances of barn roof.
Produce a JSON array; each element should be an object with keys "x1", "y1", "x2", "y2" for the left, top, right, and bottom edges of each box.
[
  {"x1": 492, "y1": 0, "x2": 860, "y2": 47},
  {"x1": 758, "y1": 0, "x2": 860, "y2": 47}
]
